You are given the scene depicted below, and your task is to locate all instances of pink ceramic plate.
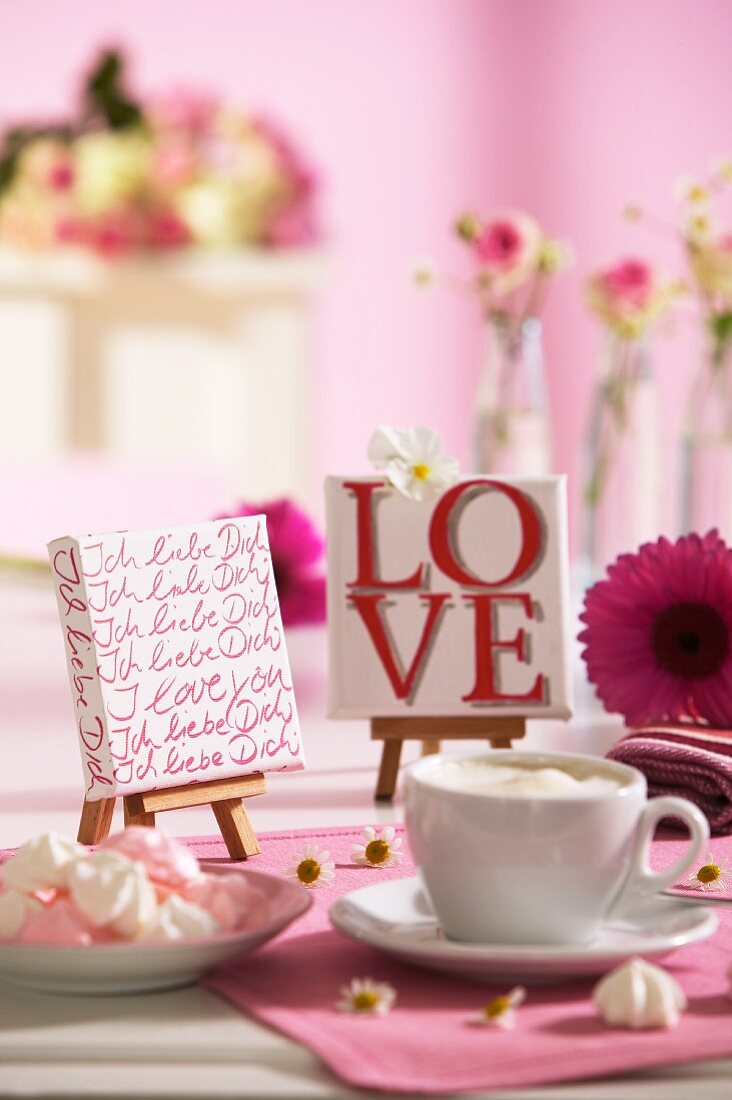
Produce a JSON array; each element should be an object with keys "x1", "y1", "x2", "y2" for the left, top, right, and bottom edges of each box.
[{"x1": 0, "y1": 865, "x2": 310, "y2": 995}]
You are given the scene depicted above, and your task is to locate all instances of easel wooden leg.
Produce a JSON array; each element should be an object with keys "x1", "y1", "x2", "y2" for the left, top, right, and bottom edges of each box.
[
  {"x1": 77, "y1": 797, "x2": 116, "y2": 845},
  {"x1": 421, "y1": 739, "x2": 441, "y2": 756},
  {"x1": 117, "y1": 773, "x2": 267, "y2": 860},
  {"x1": 123, "y1": 797, "x2": 156, "y2": 829},
  {"x1": 375, "y1": 740, "x2": 403, "y2": 802},
  {"x1": 211, "y1": 798, "x2": 261, "y2": 859},
  {"x1": 370, "y1": 716, "x2": 526, "y2": 801}
]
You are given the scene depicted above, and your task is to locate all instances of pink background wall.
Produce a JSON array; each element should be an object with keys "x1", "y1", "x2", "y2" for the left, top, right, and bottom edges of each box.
[{"x1": 1, "y1": 0, "x2": 730, "y2": 545}]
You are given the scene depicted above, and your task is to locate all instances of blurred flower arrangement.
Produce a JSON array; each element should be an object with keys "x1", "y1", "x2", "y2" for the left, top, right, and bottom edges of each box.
[
  {"x1": 417, "y1": 208, "x2": 570, "y2": 476},
  {"x1": 581, "y1": 257, "x2": 680, "y2": 572},
  {"x1": 0, "y1": 50, "x2": 318, "y2": 257}
]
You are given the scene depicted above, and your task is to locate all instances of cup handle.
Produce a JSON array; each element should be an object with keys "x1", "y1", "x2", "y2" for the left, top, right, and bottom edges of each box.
[{"x1": 611, "y1": 796, "x2": 710, "y2": 914}]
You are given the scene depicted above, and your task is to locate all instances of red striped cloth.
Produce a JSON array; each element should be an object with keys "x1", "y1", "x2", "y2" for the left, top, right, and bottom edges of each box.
[{"x1": 607, "y1": 725, "x2": 732, "y2": 835}]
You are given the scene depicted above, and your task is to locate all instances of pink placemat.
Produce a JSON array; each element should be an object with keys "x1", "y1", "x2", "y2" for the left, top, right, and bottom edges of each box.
[{"x1": 196, "y1": 825, "x2": 732, "y2": 1095}]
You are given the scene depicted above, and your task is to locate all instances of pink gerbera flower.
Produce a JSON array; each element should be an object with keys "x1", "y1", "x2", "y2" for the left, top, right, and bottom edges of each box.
[
  {"x1": 579, "y1": 531, "x2": 732, "y2": 728},
  {"x1": 215, "y1": 498, "x2": 326, "y2": 627}
]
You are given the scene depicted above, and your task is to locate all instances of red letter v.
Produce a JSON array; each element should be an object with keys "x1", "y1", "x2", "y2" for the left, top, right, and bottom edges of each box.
[{"x1": 348, "y1": 592, "x2": 450, "y2": 701}]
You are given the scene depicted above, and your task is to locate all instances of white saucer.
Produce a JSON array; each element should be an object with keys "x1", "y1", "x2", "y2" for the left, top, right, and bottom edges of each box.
[{"x1": 329, "y1": 876, "x2": 718, "y2": 983}]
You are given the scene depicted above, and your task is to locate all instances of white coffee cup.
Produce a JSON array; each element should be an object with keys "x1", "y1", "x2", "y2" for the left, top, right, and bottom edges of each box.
[{"x1": 404, "y1": 750, "x2": 709, "y2": 945}]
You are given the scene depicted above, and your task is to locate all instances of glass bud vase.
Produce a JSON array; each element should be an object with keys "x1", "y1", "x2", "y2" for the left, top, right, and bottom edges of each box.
[
  {"x1": 581, "y1": 336, "x2": 662, "y2": 577},
  {"x1": 473, "y1": 316, "x2": 552, "y2": 475},
  {"x1": 681, "y1": 344, "x2": 732, "y2": 542}
]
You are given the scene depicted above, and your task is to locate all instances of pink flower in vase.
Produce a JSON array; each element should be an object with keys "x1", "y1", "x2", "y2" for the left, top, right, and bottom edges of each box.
[
  {"x1": 471, "y1": 209, "x2": 542, "y2": 291},
  {"x1": 215, "y1": 499, "x2": 326, "y2": 626},
  {"x1": 599, "y1": 257, "x2": 654, "y2": 309},
  {"x1": 579, "y1": 530, "x2": 732, "y2": 728}
]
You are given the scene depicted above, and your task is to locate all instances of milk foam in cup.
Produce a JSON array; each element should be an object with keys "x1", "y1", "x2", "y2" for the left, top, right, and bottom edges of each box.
[{"x1": 405, "y1": 750, "x2": 709, "y2": 946}]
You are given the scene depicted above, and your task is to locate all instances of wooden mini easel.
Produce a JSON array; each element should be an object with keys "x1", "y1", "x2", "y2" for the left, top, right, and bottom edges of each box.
[
  {"x1": 76, "y1": 773, "x2": 267, "y2": 859},
  {"x1": 371, "y1": 716, "x2": 526, "y2": 801}
]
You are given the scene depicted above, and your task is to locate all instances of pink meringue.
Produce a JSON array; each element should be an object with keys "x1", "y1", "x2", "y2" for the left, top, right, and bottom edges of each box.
[
  {"x1": 17, "y1": 898, "x2": 97, "y2": 946},
  {"x1": 99, "y1": 827, "x2": 200, "y2": 888},
  {"x1": 184, "y1": 872, "x2": 268, "y2": 932}
]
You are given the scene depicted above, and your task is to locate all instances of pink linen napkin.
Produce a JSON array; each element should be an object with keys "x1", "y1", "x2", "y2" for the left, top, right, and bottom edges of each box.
[
  {"x1": 199, "y1": 826, "x2": 732, "y2": 1095},
  {"x1": 607, "y1": 725, "x2": 732, "y2": 834}
]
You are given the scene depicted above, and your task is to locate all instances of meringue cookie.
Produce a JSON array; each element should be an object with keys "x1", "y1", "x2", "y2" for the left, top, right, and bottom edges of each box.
[
  {"x1": 2, "y1": 833, "x2": 87, "y2": 893},
  {"x1": 0, "y1": 889, "x2": 43, "y2": 939},
  {"x1": 67, "y1": 850, "x2": 157, "y2": 937},
  {"x1": 100, "y1": 827, "x2": 200, "y2": 888},
  {"x1": 141, "y1": 894, "x2": 220, "y2": 941},
  {"x1": 184, "y1": 873, "x2": 267, "y2": 932},
  {"x1": 594, "y1": 957, "x2": 686, "y2": 1029},
  {"x1": 17, "y1": 898, "x2": 96, "y2": 946}
]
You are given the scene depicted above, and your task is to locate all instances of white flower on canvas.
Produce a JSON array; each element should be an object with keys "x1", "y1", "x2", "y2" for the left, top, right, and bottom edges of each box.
[{"x1": 368, "y1": 426, "x2": 460, "y2": 503}]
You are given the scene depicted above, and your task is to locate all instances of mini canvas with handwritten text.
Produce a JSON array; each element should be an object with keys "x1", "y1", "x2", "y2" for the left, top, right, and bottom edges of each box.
[
  {"x1": 326, "y1": 476, "x2": 572, "y2": 718},
  {"x1": 48, "y1": 517, "x2": 304, "y2": 800}
]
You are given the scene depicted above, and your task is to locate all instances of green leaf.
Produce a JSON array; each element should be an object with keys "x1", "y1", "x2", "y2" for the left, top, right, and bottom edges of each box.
[
  {"x1": 83, "y1": 49, "x2": 142, "y2": 131},
  {"x1": 708, "y1": 311, "x2": 732, "y2": 366}
]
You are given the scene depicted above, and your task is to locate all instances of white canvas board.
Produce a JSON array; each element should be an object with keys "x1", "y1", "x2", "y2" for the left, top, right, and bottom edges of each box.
[
  {"x1": 326, "y1": 476, "x2": 573, "y2": 720},
  {"x1": 48, "y1": 517, "x2": 304, "y2": 801}
]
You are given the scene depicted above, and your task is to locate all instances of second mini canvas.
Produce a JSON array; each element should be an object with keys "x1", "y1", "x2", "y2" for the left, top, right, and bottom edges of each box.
[{"x1": 326, "y1": 475, "x2": 573, "y2": 720}]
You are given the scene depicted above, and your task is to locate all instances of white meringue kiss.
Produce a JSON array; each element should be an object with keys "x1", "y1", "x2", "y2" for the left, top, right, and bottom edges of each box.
[
  {"x1": 594, "y1": 957, "x2": 686, "y2": 1029},
  {"x1": 0, "y1": 889, "x2": 43, "y2": 938},
  {"x1": 67, "y1": 851, "x2": 157, "y2": 937},
  {"x1": 141, "y1": 894, "x2": 220, "y2": 941},
  {"x1": 2, "y1": 832, "x2": 87, "y2": 893}
]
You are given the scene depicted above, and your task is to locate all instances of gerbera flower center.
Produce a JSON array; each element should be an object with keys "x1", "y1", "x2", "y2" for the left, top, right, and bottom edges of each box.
[
  {"x1": 296, "y1": 858, "x2": 320, "y2": 885},
  {"x1": 651, "y1": 601, "x2": 729, "y2": 679},
  {"x1": 364, "y1": 839, "x2": 390, "y2": 865},
  {"x1": 352, "y1": 990, "x2": 380, "y2": 1011},
  {"x1": 483, "y1": 995, "x2": 510, "y2": 1019},
  {"x1": 697, "y1": 863, "x2": 721, "y2": 884},
  {"x1": 412, "y1": 463, "x2": 430, "y2": 481}
]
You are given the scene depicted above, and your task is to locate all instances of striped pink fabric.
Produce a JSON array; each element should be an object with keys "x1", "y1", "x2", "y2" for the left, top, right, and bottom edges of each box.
[{"x1": 607, "y1": 725, "x2": 732, "y2": 834}]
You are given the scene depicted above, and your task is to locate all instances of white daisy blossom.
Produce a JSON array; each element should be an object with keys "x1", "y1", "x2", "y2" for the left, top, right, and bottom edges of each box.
[
  {"x1": 685, "y1": 851, "x2": 732, "y2": 892},
  {"x1": 351, "y1": 826, "x2": 404, "y2": 868},
  {"x1": 469, "y1": 986, "x2": 526, "y2": 1029},
  {"x1": 711, "y1": 157, "x2": 732, "y2": 184},
  {"x1": 336, "y1": 977, "x2": 397, "y2": 1015},
  {"x1": 368, "y1": 425, "x2": 460, "y2": 502},
  {"x1": 284, "y1": 843, "x2": 336, "y2": 888},
  {"x1": 673, "y1": 174, "x2": 711, "y2": 206},
  {"x1": 412, "y1": 257, "x2": 438, "y2": 289}
]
